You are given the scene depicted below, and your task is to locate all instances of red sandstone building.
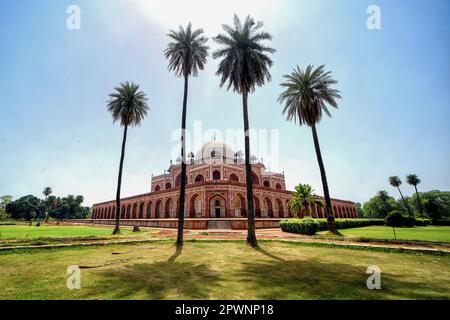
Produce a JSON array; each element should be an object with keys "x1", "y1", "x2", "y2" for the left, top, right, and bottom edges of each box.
[{"x1": 92, "y1": 140, "x2": 357, "y2": 229}]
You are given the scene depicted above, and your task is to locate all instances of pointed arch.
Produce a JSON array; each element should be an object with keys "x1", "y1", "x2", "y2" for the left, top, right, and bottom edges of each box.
[
  {"x1": 252, "y1": 172, "x2": 260, "y2": 185},
  {"x1": 189, "y1": 194, "x2": 202, "y2": 218},
  {"x1": 146, "y1": 201, "x2": 153, "y2": 218},
  {"x1": 253, "y1": 196, "x2": 261, "y2": 217},
  {"x1": 195, "y1": 174, "x2": 205, "y2": 183},
  {"x1": 275, "y1": 198, "x2": 284, "y2": 218},
  {"x1": 155, "y1": 200, "x2": 163, "y2": 218},
  {"x1": 212, "y1": 170, "x2": 221, "y2": 180},
  {"x1": 165, "y1": 198, "x2": 174, "y2": 218},
  {"x1": 138, "y1": 202, "x2": 144, "y2": 219},
  {"x1": 263, "y1": 197, "x2": 273, "y2": 217}
]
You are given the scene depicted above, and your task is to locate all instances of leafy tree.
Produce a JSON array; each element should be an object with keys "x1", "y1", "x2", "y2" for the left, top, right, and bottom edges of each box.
[
  {"x1": 424, "y1": 197, "x2": 443, "y2": 223},
  {"x1": 213, "y1": 15, "x2": 275, "y2": 247},
  {"x1": 0, "y1": 195, "x2": 13, "y2": 220},
  {"x1": 5, "y1": 195, "x2": 45, "y2": 221},
  {"x1": 355, "y1": 202, "x2": 365, "y2": 218},
  {"x1": 363, "y1": 193, "x2": 399, "y2": 218},
  {"x1": 278, "y1": 65, "x2": 341, "y2": 232},
  {"x1": 49, "y1": 195, "x2": 89, "y2": 220},
  {"x1": 288, "y1": 184, "x2": 323, "y2": 218},
  {"x1": 165, "y1": 23, "x2": 209, "y2": 248},
  {"x1": 389, "y1": 176, "x2": 413, "y2": 216},
  {"x1": 415, "y1": 190, "x2": 450, "y2": 220},
  {"x1": 107, "y1": 82, "x2": 150, "y2": 235},
  {"x1": 406, "y1": 174, "x2": 423, "y2": 215}
]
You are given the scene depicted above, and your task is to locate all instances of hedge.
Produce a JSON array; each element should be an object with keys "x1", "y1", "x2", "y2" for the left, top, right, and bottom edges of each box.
[
  {"x1": 280, "y1": 218, "x2": 384, "y2": 235},
  {"x1": 279, "y1": 218, "x2": 319, "y2": 235}
]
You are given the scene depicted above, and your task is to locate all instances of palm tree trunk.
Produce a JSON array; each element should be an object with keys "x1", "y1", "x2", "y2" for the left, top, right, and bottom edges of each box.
[
  {"x1": 311, "y1": 124, "x2": 336, "y2": 232},
  {"x1": 176, "y1": 75, "x2": 189, "y2": 248},
  {"x1": 242, "y1": 91, "x2": 257, "y2": 247},
  {"x1": 397, "y1": 187, "x2": 413, "y2": 217},
  {"x1": 113, "y1": 124, "x2": 128, "y2": 235},
  {"x1": 414, "y1": 186, "x2": 423, "y2": 215}
]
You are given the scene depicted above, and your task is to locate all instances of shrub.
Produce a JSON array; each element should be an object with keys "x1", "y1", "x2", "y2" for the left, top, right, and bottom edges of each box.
[
  {"x1": 385, "y1": 211, "x2": 407, "y2": 227},
  {"x1": 414, "y1": 218, "x2": 431, "y2": 226},
  {"x1": 433, "y1": 219, "x2": 450, "y2": 226},
  {"x1": 280, "y1": 218, "x2": 320, "y2": 235},
  {"x1": 314, "y1": 218, "x2": 384, "y2": 231}
]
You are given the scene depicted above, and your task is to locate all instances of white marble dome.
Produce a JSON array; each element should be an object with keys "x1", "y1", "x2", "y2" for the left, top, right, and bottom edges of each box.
[{"x1": 195, "y1": 140, "x2": 236, "y2": 164}]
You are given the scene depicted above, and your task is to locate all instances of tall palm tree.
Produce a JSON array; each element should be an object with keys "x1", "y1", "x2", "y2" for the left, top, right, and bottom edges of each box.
[
  {"x1": 406, "y1": 174, "x2": 423, "y2": 215},
  {"x1": 213, "y1": 15, "x2": 275, "y2": 247},
  {"x1": 165, "y1": 23, "x2": 209, "y2": 248},
  {"x1": 289, "y1": 184, "x2": 323, "y2": 218},
  {"x1": 388, "y1": 176, "x2": 413, "y2": 217},
  {"x1": 278, "y1": 65, "x2": 341, "y2": 232},
  {"x1": 42, "y1": 187, "x2": 52, "y2": 223},
  {"x1": 107, "y1": 82, "x2": 149, "y2": 235}
]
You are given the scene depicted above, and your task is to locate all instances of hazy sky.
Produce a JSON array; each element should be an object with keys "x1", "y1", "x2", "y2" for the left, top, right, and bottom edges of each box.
[{"x1": 0, "y1": 0, "x2": 449, "y2": 206}]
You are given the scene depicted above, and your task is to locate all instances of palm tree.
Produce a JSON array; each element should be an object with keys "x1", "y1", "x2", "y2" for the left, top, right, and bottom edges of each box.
[
  {"x1": 288, "y1": 184, "x2": 323, "y2": 218},
  {"x1": 406, "y1": 174, "x2": 423, "y2": 215},
  {"x1": 165, "y1": 23, "x2": 209, "y2": 247},
  {"x1": 107, "y1": 82, "x2": 149, "y2": 235},
  {"x1": 213, "y1": 15, "x2": 275, "y2": 247},
  {"x1": 278, "y1": 65, "x2": 341, "y2": 232},
  {"x1": 43, "y1": 187, "x2": 52, "y2": 222},
  {"x1": 388, "y1": 176, "x2": 413, "y2": 217}
]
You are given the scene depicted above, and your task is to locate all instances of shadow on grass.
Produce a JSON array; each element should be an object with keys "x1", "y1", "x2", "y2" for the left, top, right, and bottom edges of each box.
[
  {"x1": 253, "y1": 245, "x2": 285, "y2": 262},
  {"x1": 168, "y1": 245, "x2": 183, "y2": 262},
  {"x1": 236, "y1": 257, "x2": 450, "y2": 300},
  {"x1": 91, "y1": 260, "x2": 221, "y2": 299}
]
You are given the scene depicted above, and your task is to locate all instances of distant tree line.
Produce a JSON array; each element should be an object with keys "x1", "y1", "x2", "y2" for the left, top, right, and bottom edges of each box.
[
  {"x1": 2, "y1": 192, "x2": 90, "y2": 222},
  {"x1": 358, "y1": 190, "x2": 450, "y2": 220}
]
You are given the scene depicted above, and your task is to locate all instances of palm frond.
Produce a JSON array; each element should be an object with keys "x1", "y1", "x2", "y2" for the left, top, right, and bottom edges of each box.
[
  {"x1": 278, "y1": 65, "x2": 341, "y2": 127},
  {"x1": 165, "y1": 23, "x2": 209, "y2": 78},
  {"x1": 107, "y1": 82, "x2": 150, "y2": 127},
  {"x1": 212, "y1": 15, "x2": 275, "y2": 94}
]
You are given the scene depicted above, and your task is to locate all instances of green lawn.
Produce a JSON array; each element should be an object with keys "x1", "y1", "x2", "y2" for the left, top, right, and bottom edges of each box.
[
  {"x1": 0, "y1": 225, "x2": 134, "y2": 240},
  {"x1": 319, "y1": 226, "x2": 450, "y2": 242},
  {"x1": 0, "y1": 241, "x2": 449, "y2": 300}
]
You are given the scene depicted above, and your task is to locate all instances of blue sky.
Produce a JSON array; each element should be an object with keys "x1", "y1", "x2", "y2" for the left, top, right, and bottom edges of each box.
[{"x1": 0, "y1": 0, "x2": 449, "y2": 206}]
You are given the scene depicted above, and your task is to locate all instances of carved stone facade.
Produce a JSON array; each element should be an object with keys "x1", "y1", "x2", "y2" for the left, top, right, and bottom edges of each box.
[{"x1": 92, "y1": 141, "x2": 358, "y2": 226}]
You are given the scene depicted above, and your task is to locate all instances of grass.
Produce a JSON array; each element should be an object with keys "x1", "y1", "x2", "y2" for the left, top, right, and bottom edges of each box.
[
  {"x1": 0, "y1": 240, "x2": 449, "y2": 300},
  {"x1": 0, "y1": 225, "x2": 135, "y2": 240},
  {"x1": 319, "y1": 226, "x2": 450, "y2": 242}
]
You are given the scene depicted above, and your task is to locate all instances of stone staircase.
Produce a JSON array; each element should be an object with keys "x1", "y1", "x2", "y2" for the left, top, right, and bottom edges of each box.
[{"x1": 207, "y1": 220, "x2": 232, "y2": 229}]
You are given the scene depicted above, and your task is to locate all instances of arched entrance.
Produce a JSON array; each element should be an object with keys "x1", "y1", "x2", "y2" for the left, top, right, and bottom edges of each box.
[
  {"x1": 263, "y1": 197, "x2": 273, "y2": 217},
  {"x1": 275, "y1": 199, "x2": 284, "y2": 217},
  {"x1": 146, "y1": 201, "x2": 152, "y2": 218},
  {"x1": 155, "y1": 200, "x2": 162, "y2": 218},
  {"x1": 165, "y1": 198, "x2": 174, "y2": 218},
  {"x1": 209, "y1": 195, "x2": 226, "y2": 218},
  {"x1": 189, "y1": 194, "x2": 202, "y2": 218},
  {"x1": 195, "y1": 174, "x2": 204, "y2": 183},
  {"x1": 253, "y1": 196, "x2": 261, "y2": 217},
  {"x1": 139, "y1": 202, "x2": 144, "y2": 219},
  {"x1": 232, "y1": 194, "x2": 246, "y2": 217}
]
